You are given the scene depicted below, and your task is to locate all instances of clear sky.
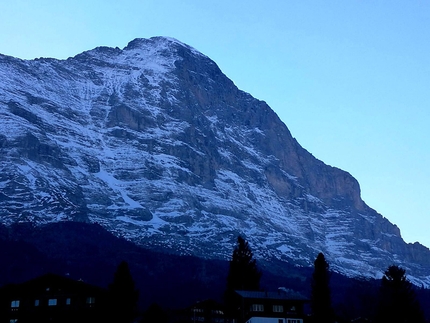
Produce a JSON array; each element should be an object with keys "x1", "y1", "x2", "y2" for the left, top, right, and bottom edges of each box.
[{"x1": 1, "y1": 1, "x2": 429, "y2": 248}]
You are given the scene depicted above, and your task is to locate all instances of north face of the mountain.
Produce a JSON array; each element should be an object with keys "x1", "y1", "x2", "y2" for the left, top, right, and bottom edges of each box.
[{"x1": 0, "y1": 37, "x2": 429, "y2": 286}]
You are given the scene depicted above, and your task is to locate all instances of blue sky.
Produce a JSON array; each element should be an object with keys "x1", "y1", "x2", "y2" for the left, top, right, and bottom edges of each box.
[{"x1": 1, "y1": 1, "x2": 429, "y2": 248}]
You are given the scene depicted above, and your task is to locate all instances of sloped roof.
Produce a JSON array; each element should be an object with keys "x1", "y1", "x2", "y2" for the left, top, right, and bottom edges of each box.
[
  {"x1": 235, "y1": 289, "x2": 308, "y2": 301},
  {"x1": 0, "y1": 273, "x2": 106, "y2": 296}
]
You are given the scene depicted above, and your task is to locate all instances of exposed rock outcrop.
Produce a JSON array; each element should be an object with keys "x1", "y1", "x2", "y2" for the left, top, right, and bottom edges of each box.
[{"x1": 0, "y1": 37, "x2": 429, "y2": 285}]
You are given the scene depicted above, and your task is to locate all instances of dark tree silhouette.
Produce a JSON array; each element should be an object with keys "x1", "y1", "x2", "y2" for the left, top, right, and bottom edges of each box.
[
  {"x1": 224, "y1": 236, "x2": 261, "y2": 318},
  {"x1": 375, "y1": 265, "x2": 425, "y2": 323},
  {"x1": 108, "y1": 260, "x2": 139, "y2": 323},
  {"x1": 311, "y1": 253, "x2": 334, "y2": 323},
  {"x1": 226, "y1": 236, "x2": 261, "y2": 291}
]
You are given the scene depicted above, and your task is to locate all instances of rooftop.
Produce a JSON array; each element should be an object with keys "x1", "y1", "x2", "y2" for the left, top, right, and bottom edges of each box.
[{"x1": 235, "y1": 289, "x2": 308, "y2": 301}]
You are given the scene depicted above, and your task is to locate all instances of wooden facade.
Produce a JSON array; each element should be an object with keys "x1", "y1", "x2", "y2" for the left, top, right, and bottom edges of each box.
[
  {"x1": 234, "y1": 289, "x2": 308, "y2": 323},
  {"x1": 0, "y1": 273, "x2": 108, "y2": 323}
]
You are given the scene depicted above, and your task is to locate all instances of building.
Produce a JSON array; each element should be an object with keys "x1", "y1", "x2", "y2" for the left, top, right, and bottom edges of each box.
[
  {"x1": 234, "y1": 288, "x2": 308, "y2": 323},
  {"x1": 0, "y1": 273, "x2": 108, "y2": 323},
  {"x1": 173, "y1": 299, "x2": 225, "y2": 323}
]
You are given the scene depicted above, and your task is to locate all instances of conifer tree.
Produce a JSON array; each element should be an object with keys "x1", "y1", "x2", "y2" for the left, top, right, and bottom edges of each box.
[
  {"x1": 226, "y1": 235, "x2": 261, "y2": 291},
  {"x1": 311, "y1": 253, "x2": 334, "y2": 323},
  {"x1": 224, "y1": 236, "x2": 261, "y2": 318},
  {"x1": 108, "y1": 260, "x2": 139, "y2": 323},
  {"x1": 375, "y1": 265, "x2": 425, "y2": 323}
]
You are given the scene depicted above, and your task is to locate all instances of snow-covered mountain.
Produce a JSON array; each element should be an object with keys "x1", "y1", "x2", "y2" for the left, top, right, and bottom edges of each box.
[{"x1": 1, "y1": 37, "x2": 429, "y2": 286}]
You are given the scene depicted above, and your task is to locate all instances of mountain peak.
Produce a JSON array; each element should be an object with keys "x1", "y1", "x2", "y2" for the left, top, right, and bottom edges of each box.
[
  {"x1": 1, "y1": 37, "x2": 430, "y2": 286},
  {"x1": 125, "y1": 36, "x2": 184, "y2": 49}
]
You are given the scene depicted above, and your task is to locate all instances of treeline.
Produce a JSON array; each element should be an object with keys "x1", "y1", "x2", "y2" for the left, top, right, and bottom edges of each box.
[
  {"x1": 114, "y1": 236, "x2": 427, "y2": 323},
  {"x1": 1, "y1": 222, "x2": 429, "y2": 322},
  {"x1": 222, "y1": 236, "x2": 427, "y2": 323}
]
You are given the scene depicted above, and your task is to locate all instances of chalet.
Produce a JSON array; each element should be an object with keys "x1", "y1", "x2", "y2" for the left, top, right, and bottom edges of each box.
[
  {"x1": 0, "y1": 273, "x2": 108, "y2": 323},
  {"x1": 234, "y1": 288, "x2": 308, "y2": 323},
  {"x1": 174, "y1": 299, "x2": 225, "y2": 323}
]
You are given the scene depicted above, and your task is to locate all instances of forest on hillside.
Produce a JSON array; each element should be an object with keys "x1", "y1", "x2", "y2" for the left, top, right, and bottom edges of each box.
[{"x1": 0, "y1": 222, "x2": 429, "y2": 322}]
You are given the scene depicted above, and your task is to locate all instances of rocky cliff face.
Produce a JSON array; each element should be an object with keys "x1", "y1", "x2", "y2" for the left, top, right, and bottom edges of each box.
[{"x1": 0, "y1": 37, "x2": 429, "y2": 285}]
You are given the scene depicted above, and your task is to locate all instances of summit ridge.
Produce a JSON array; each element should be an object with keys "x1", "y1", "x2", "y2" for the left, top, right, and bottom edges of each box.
[{"x1": 0, "y1": 37, "x2": 429, "y2": 286}]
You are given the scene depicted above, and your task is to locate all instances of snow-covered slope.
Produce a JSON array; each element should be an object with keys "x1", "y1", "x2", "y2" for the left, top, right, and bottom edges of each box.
[{"x1": 1, "y1": 37, "x2": 429, "y2": 286}]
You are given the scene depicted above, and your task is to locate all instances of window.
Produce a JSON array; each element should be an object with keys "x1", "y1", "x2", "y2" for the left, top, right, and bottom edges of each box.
[
  {"x1": 211, "y1": 310, "x2": 224, "y2": 315},
  {"x1": 273, "y1": 305, "x2": 284, "y2": 312},
  {"x1": 286, "y1": 320, "x2": 302, "y2": 323},
  {"x1": 86, "y1": 297, "x2": 95, "y2": 306},
  {"x1": 11, "y1": 300, "x2": 20, "y2": 308},
  {"x1": 48, "y1": 299, "x2": 57, "y2": 306},
  {"x1": 251, "y1": 304, "x2": 264, "y2": 312},
  {"x1": 35, "y1": 299, "x2": 40, "y2": 306},
  {"x1": 66, "y1": 298, "x2": 71, "y2": 305},
  {"x1": 278, "y1": 319, "x2": 284, "y2": 323}
]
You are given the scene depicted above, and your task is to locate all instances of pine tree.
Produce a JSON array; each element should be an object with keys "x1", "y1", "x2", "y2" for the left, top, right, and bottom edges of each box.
[
  {"x1": 375, "y1": 265, "x2": 425, "y2": 323},
  {"x1": 108, "y1": 260, "x2": 139, "y2": 323},
  {"x1": 224, "y1": 236, "x2": 261, "y2": 318},
  {"x1": 311, "y1": 253, "x2": 334, "y2": 323},
  {"x1": 226, "y1": 235, "x2": 261, "y2": 291}
]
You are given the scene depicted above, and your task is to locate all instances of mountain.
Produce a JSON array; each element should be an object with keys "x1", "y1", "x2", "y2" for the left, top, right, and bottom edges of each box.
[
  {"x1": 0, "y1": 36, "x2": 429, "y2": 286},
  {"x1": 3, "y1": 220, "x2": 410, "y2": 319},
  {"x1": 0, "y1": 221, "x2": 231, "y2": 309}
]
